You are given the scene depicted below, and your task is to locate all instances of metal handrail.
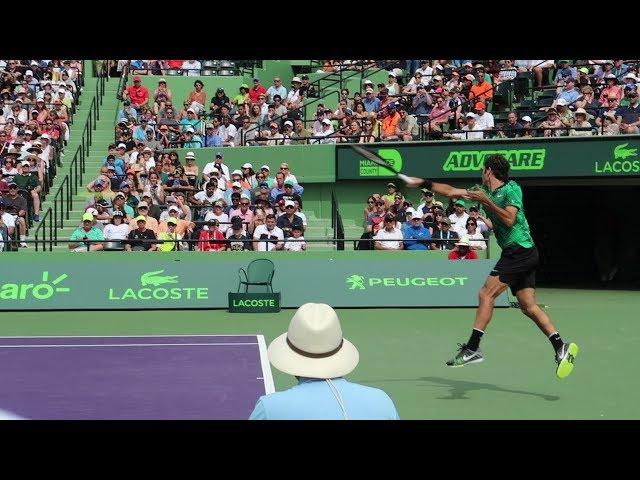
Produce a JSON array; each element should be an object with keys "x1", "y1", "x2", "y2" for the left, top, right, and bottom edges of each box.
[
  {"x1": 10, "y1": 236, "x2": 487, "y2": 252},
  {"x1": 33, "y1": 76, "x2": 106, "y2": 251}
]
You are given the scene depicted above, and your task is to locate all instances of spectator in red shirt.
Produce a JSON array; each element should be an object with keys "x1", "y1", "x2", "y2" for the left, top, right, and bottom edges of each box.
[
  {"x1": 249, "y1": 77, "x2": 267, "y2": 104},
  {"x1": 447, "y1": 237, "x2": 479, "y2": 260},
  {"x1": 124, "y1": 76, "x2": 149, "y2": 110},
  {"x1": 197, "y1": 218, "x2": 226, "y2": 251},
  {"x1": 166, "y1": 60, "x2": 184, "y2": 69}
]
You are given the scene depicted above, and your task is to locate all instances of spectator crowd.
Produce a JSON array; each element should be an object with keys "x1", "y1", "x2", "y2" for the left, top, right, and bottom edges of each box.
[
  {"x1": 115, "y1": 59, "x2": 640, "y2": 152},
  {"x1": 0, "y1": 59, "x2": 83, "y2": 249},
  {"x1": 359, "y1": 182, "x2": 491, "y2": 259},
  {"x1": 72, "y1": 146, "x2": 308, "y2": 252}
]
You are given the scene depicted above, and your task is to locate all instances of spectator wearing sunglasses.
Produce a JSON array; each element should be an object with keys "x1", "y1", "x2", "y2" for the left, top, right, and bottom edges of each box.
[
  {"x1": 402, "y1": 210, "x2": 431, "y2": 250},
  {"x1": 277, "y1": 200, "x2": 304, "y2": 238},
  {"x1": 228, "y1": 195, "x2": 254, "y2": 232},
  {"x1": 464, "y1": 218, "x2": 486, "y2": 250},
  {"x1": 430, "y1": 217, "x2": 458, "y2": 250}
]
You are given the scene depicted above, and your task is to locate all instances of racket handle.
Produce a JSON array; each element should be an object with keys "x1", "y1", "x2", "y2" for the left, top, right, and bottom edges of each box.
[{"x1": 397, "y1": 173, "x2": 412, "y2": 183}]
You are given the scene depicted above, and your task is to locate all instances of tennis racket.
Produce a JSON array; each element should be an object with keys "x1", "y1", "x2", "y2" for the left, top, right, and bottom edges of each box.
[{"x1": 350, "y1": 145, "x2": 412, "y2": 184}]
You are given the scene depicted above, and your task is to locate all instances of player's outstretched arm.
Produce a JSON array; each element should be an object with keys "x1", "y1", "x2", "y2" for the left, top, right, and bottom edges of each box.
[{"x1": 404, "y1": 176, "x2": 469, "y2": 199}]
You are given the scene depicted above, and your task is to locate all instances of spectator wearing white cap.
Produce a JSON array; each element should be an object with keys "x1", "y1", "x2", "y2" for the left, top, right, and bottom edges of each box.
[
  {"x1": 257, "y1": 165, "x2": 275, "y2": 188},
  {"x1": 519, "y1": 116, "x2": 534, "y2": 138},
  {"x1": 276, "y1": 199, "x2": 304, "y2": 238},
  {"x1": 286, "y1": 77, "x2": 304, "y2": 111},
  {"x1": 279, "y1": 120, "x2": 294, "y2": 145},
  {"x1": 179, "y1": 107, "x2": 202, "y2": 133},
  {"x1": 362, "y1": 87, "x2": 381, "y2": 114},
  {"x1": 249, "y1": 303, "x2": 399, "y2": 420},
  {"x1": 239, "y1": 163, "x2": 256, "y2": 188},
  {"x1": 157, "y1": 209, "x2": 194, "y2": 239},
  {"x1": 555, "y1": 99, "x2": 574, "y2": 131},
  {"x1": 448, "y1": 112, "x2": 484, "y2": 140},
  {"x1": 182, "y1": 126, "x2": 202, "y2": 149},
  {"x1": 224, "y1": 180, "x2": 249, "y2": 206},
  {"x1": 313, "y1": 118, "x2": 336, "y2": 144},
  {"x1": 385, "y1": 71, "x2": 399, "y2": 96}
]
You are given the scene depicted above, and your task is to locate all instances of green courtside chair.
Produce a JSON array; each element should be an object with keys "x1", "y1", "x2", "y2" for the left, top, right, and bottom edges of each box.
[{"x1": 237, "y1": 259, "x2": 275, "y2": 293}]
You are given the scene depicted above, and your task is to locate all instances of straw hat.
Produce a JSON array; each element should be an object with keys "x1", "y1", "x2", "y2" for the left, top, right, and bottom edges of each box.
[{"x1": 267, "y1": 303, "x2": 359, "y2": 379}]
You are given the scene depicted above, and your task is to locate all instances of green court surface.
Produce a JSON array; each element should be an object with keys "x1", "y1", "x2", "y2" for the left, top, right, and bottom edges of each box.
[{"x1": 1, "y1": 287, "x2": 637, "y2": 419}]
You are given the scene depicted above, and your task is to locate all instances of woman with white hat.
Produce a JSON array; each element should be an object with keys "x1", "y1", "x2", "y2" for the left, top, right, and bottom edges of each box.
[
  {"x1": 569, "y1": 108, "x2": 593, "y2": 136},
  {"x1": 249, "y1": 303, "x2": 399, "y2": 420}
]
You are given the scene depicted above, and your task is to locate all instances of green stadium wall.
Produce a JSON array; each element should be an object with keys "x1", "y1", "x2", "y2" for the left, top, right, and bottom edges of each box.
[{"x1": 0, "y1": 253, "x2": 508, "y2": 310}]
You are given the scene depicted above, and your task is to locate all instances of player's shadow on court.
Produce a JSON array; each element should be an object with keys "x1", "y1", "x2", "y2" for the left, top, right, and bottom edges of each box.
[{"x1": 419, "y1": 376, "x2": 560, "y2": 401}]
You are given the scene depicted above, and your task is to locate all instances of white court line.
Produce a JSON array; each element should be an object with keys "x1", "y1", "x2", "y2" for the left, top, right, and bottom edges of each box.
[
  {"x1": 0, "y1": 343, "x2": 259, "y2": 349},
  {"x1": 257, "y1": 335, "x2": 275, "y2": 394}
]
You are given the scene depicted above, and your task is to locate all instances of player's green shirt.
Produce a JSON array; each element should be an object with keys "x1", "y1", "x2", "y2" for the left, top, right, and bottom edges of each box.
[{"x1": 480, "y1": 181, "x2": 533, "y2": 249}]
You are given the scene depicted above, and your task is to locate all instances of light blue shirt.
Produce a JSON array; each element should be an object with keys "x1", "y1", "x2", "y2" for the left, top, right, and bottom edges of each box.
[
  {"x1": 270, "y1": 184, "x2": 303, "y2": 202},
  {"x1": 556, "y1": 88, "x2": 582, "y2": 105},
  {"x1": 249, "y1": 377, "x2": 400, "y2": 420},
  {"x1": 266, "y1": 85, "x2": 287, "y2": 103}
]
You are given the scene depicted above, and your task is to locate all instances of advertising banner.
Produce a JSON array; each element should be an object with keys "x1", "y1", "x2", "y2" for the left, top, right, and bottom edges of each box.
[
  {"x1": 0, "y1": 253, "x2": 508, "y2": 310},
  {"x1": 336, "y1": 137, "x2": 640, "y2": 180}
]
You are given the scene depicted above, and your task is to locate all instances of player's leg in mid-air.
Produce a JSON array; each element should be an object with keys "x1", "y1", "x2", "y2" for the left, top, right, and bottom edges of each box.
[
  {"x1": 445, "y1": 274, "x2": 508, "y2": 367},
  {"x1": 515, "y1": 287, "x2": 579, "y2": 379}
]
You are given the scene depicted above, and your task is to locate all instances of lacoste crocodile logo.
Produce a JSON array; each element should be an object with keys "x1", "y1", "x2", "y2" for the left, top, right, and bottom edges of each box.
[
  {"x1": 614, "y1": 143, "x2": 637, "y2": 160},
  {"x1": 140, "y1": 270, "x2": 179, "y2": 287}
]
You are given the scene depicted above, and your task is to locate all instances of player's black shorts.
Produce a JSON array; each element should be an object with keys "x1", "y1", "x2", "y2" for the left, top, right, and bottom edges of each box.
[{"x1": 490, "y1": 245, "x2": 539, "y2": 295}]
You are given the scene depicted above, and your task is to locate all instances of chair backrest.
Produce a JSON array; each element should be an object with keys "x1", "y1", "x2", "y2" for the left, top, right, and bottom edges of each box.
[{"x1": 246, "y1": 259, "x2": 275, "y2": 292}]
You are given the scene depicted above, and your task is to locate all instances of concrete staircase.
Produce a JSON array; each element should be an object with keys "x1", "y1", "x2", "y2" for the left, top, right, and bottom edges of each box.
[
  {"x1": 46, "y1": 77, "x2": 121, "y2": 251},
  {"x1": 301, "y1": 210, "x2": 335, "y2": 251}
]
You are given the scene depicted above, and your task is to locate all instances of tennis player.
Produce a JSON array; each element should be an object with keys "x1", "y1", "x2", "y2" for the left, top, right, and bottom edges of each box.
[{"x1": 404, "y1": 154, "x2": 578, "y2": 379}]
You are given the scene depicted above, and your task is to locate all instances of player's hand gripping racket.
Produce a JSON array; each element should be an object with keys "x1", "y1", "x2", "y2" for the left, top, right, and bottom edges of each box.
[{"x1": 350, "y1": 145, "x2": 414, "y2": 184}]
